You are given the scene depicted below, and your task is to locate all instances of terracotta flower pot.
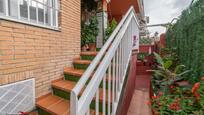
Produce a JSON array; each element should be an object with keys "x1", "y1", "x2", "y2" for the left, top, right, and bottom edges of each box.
[
  {"x1": 175, "y1": 81, "x2": 190, "y2": 87},
  {"x1": 81, "y1": 44, "x2": 88, "y2": 51},
  {"x1": 88, "y1": 43, "x2": 96, "y2": 51}
]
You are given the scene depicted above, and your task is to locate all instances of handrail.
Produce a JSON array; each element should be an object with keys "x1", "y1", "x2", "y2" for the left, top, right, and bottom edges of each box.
[
  {"x1": 71, "y1": 6, "x2": 140, "y2": 115},
  {"x1": 72, "y1": 6, "x2": 138, "y2": 95}
]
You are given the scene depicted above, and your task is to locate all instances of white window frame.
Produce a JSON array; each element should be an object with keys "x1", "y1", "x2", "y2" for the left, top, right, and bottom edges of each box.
[{"x1": 0, "y1": 0, "x2": 60, "y2": 30}]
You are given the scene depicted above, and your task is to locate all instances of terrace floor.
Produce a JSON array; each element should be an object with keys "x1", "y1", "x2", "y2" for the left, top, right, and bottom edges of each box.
[{"x1": 127, "y1": 64, "x2": 152, "y2": 115}]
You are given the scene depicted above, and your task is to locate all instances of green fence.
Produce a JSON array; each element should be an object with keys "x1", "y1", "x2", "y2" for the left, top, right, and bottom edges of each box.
[{"x1": 166, "y1": 0, "x2": 204, "y2": 82}]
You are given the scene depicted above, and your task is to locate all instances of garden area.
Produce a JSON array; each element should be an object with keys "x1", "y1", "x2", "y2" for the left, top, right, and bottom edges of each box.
[{"x1": 147, "y1": 0, "x2": 204, "y2": 114}]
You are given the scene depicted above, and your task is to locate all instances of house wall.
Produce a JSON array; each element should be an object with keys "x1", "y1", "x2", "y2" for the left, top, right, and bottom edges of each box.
[
  {"x1": 159, "y1": 33, "x2": 166, "y2": 48},
  {"x1": 0, "y1": 0, "x2": 81, "y2": 98},
  {"x1": 139, "y1": 45, "x2": 155, "y2": 54},
  {"x1": 108, "y1": 0, "x2": 140, "y2": 22}
]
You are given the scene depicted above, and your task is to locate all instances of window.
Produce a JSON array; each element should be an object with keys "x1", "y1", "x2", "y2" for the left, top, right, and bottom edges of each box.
[
  {"x1": 0, "y1": 0, "x2": 5, "y2": 14},
  {"x1": 0, "y1": 0, "x2": 59, "y2": 29},
  {"x1": 20, "y1": 0, "x2": 28, "y2": 19}
]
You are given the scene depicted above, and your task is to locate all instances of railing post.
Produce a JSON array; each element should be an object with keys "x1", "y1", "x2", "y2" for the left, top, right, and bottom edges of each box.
[{"x1": 71, "y1": 91, "x2": 78, "y2": 115}]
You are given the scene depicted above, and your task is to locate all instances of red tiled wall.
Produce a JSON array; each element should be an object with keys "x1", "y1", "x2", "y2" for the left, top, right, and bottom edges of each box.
[
  {"x1": 160, "y1": 33, "x2": 166, "y2": 48},
  {"x1": 139, "y1": 45, "x2": 155, "y2": 53}
]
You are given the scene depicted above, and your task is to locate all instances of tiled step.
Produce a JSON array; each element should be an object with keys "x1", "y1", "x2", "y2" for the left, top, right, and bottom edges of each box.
[
  {"x1": 52, "y1": 79, "x2": 112, "y2": 103},
  {"x1": 81, "y1": 52, "x2": 97, "y2": 60},
  {"x1": 81, "y1": 51, "x2": 98, "y2": 56},
  {"x1": 73, "y1": 59, "x2": 91, "y2": 70},
  {"x1": 64, "y1": 67, "x2": 85, "y2": 81},
  {"x1": 52, "y1": 80, "x2": 76, "y2": 93},
  {"x1": 36, "y1": 94, "x2": 101, "y2": 115},
  {"x1": 64, "y1": 67, "x2": 112, "y2": 83},
  {"x1": 36, "y1": 94, "x2": 70, "y2": 115}
]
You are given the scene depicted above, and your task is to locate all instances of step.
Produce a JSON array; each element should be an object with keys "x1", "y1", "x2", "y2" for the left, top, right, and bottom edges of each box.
[
  {"x1": 73, "y1": 59, "x2": 92, "y2": 70},
  {"x1": 80, "y1": 52, "x2": 97, "y2": 60},
  {"x1": 36, "y1": 94, "x2": 70, "y2": 115},
  {"x1": 64, "y1": 67, "x2": 113, "y2": 85},
  {"x1": 52, "y1": 79, "x2": 112, "y2": 103},
  {"x1": 81, "y1": 52, "x2": 97, "y2": 60},
  {"x1": 36, "y1": 94, "x2": 101, "y2": 115},
  {"x1": 64, "y1": 67, "x2": 85, "y2": 81},
  {"x1": 52, "y1": 80, "x2": 75, "y2": 100},
  {"x1": 81, "y1": 52, "x2": 98, "y2": 56}
]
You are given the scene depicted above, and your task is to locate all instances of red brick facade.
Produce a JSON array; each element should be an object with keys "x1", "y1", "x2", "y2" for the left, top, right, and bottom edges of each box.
[{"x1": 0, "y1": 0, "x2": 81, "y2": 97}]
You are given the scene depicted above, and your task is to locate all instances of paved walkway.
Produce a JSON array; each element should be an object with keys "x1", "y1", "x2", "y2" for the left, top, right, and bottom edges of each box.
[{"x1": 127, "y1": 74, "x2": 152, "y2": 115}]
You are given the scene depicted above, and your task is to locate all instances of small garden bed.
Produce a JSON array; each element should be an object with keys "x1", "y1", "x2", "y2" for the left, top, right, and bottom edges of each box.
[{"x1": 148, "y1": 50, "x2": 204, "y2": 115}]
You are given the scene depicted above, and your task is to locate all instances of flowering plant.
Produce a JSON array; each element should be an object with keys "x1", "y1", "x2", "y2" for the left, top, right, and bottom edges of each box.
[{"x1": 150, "y1": 79, "x2": 204, "y2": 115}]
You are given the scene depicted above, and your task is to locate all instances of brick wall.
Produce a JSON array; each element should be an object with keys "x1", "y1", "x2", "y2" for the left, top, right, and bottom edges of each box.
[{"x1": 0, "y1": 0, "x2": 81, "y2": 97}]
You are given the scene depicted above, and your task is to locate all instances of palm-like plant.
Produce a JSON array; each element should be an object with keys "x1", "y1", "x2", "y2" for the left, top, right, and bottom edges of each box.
[{"x1": 150, "y1": 52, "x2": 191, "y2": 94}]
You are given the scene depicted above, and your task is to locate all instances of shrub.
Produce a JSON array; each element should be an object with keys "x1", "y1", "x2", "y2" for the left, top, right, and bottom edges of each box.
[
  {"x1": 81, "y1": 16, "x2": 99, "y2": 46},
  {"x1": 104, "y1": 18, "x2": 117, "y2": 42}
]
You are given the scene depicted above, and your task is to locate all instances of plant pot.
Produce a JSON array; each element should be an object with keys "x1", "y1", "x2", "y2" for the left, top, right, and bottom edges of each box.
[
  {"x1": 175, "y1": 81, "x2": 190, "y2": 87},
  {"x1": 81, "y1": 45, "x2": 88, "y2": 51},
  {"x1": 88, "y1": 43, "x2": 96, "y2": 51}
]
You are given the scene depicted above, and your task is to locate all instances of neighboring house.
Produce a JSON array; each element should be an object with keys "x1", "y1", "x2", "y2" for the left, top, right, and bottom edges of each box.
[{"x1": 0, "y1": 0, "x2": 143, "y2": 114}]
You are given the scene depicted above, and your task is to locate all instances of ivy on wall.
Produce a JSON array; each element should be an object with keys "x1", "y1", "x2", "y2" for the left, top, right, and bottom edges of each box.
[{"x1": 166, "y1": 0, "x2": 204, "y2": 82}]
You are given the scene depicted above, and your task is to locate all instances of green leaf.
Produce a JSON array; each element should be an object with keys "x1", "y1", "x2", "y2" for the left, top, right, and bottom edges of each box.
[
  {"x1": 176, "y1": 70, "x2": 191, "y2": 77},
  {"x1": 153, "y1": 52, "x2": 164, "y2": 66},
  {"x1": 174, "y1": 65, "x2": 185, "y2": 73},
  {"x1": 164, "y1": 60, "x2": 173, "y2": 69}
]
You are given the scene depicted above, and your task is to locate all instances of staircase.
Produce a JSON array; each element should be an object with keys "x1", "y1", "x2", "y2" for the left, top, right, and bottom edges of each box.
[
  {"x1": 36, "y1": 51, "x2": 101, "y2": 115},
  {"x1": 36, "y1": 6, "x2": 139, "y2": 115}
]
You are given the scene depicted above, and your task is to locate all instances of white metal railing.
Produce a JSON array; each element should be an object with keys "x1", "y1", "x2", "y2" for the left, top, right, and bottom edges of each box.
[{"x1": 71, "y1": 6, "x2": 140, "y2": 115}]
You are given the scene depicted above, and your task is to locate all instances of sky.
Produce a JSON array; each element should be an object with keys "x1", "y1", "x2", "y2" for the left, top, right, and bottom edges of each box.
[{"x1": 144, "y1": 0, "x2": 192, "y2": 36}]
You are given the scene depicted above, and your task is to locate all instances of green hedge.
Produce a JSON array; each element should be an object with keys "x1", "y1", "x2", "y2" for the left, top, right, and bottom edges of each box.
[{"x1": 166, "y1": 0, "x2": 204, "y2": 82}]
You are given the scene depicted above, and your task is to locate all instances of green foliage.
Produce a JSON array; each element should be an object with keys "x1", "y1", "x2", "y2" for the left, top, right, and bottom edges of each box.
[
  {"x1": 104, "y1": 18, "x2": 117, "y2": 42},
  {"x1": 151, "y1": 52, "x2": 191, "y2": 94},
  {"x1": 81, "y1": 16, "x2": 99, "y2": 46},
  {"x1": 151, "y1": 80, "x2": 204, "y2": 115},
  {"x1": 161, "y1": 48, "x2": 179, "y2": 68},
  {"x1": 198, "y1": 80, "x2": 204, "y2": 106},
  {"x1": 154, "y1": 52, "x2": 165, "y2": 67},
  {"x1": 137, "y1": 53, "x2": 149, "y2": 61},
  {"x1": 165, "y1": 0, "x2": 204, "y2": 83},
  {"x1": 82, "y1": 0, "x2": 97, "y2": 12}
]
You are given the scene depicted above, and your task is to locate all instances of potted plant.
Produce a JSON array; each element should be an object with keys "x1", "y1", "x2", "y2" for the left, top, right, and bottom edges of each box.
[
  {"x1": 81, "y1": 16, "x2": 99, "y2": 51},
  {"x1": 150, "y1": 52, "x2": 191, "y2": 94},
  {"x1": 87, "y1": 16, "x2": 99, "y2": 51},
  {"x1": 81, "y1": 24, "x2": 88, "y2": 51}
]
